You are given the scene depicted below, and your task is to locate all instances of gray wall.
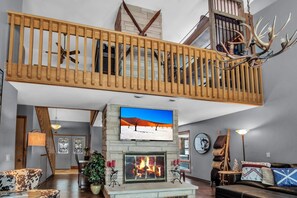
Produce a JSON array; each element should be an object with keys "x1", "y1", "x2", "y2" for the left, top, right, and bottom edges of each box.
[
  {"x1": 179, "y1": 0, "x2": 297, "y2": 181},
  {"x1": 90, "y1": 126, "x2": 102, "y2": 153},
  {"x1": 53, "y1": 121, "x2": 90, "y2": 168},
  {"x1": 0, "y1": 0, "x2": 22, "y2": 171},
  {"x1": 17, "y1": 105, "x2": 52, "y2": 182}
]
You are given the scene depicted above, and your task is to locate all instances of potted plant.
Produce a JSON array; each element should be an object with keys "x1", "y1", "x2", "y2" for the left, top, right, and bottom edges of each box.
[
  {"x1": 83, "y1": 147, "x2": 90, "y2": 160},
  {"x1": 83, "y1": 152, "x2": 105, "y2": 194}
]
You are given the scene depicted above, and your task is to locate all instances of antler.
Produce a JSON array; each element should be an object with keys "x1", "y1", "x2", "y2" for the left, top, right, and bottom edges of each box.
[{"x1": 216, "y1": 13, "x2": 297, "y2": 70}]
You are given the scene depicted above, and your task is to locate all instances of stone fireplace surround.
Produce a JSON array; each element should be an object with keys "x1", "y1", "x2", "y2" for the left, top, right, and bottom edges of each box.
[
  {"x1": 102, "y1": 104, "x2": 197, "y2": 198},
  {"x1": 102, "y1": 104, "x2": 179, "y2": 185}
]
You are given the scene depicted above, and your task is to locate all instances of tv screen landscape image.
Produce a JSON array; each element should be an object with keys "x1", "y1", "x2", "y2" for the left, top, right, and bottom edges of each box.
[{"x1": 120, "y1": 107, "x2": 173, "y2": 141}]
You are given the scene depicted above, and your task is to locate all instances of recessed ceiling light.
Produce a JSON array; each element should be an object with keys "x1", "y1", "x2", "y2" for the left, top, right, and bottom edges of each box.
[
  {"x1": 169, "y1": 99, "x2": 176, "y2": 102},
  {"x1": 134, "y1": 95, "x2": 143, "y2": 99}
]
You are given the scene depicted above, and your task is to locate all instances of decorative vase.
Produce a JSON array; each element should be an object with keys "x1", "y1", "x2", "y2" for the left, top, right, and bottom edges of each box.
[{"x1": 90, "y1": 183, "x2": 101, "y2": 195}]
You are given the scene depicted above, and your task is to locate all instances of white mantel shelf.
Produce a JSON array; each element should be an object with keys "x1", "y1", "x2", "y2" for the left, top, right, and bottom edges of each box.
[{"x1": 103, "y1": 182, "x2": 198, "y2": 198}]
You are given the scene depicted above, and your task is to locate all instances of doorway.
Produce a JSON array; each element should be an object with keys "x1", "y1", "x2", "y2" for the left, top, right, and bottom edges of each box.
[{"x1": 15, "y1": 116, "x2": 27, "y2": 169}]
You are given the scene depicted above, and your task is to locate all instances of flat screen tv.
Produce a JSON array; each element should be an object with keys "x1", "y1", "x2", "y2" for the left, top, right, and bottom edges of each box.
[{"x1": 120, "y1": 107, "x2": 173, "y2": 141}]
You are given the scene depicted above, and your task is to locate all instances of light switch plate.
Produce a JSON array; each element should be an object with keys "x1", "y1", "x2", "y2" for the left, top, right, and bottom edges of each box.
[{"x1": 266, "y1": 152, "x2": 271, "y2": 158}]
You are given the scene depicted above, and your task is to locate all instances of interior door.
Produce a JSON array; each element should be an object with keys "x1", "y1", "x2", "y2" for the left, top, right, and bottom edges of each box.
[{"x1": 15, "y1": 116, "x2": 27, "y2": 169}]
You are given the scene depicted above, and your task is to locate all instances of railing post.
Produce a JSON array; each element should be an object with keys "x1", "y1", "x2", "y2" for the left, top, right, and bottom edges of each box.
[
  {"x1": 8, "y1": 13, "x2": 15, "y2": 77},
  {"x1": 17, "y1": 15, "x2": 25, "y2": 77},
  {"x1": 28, "y1": 17, "x2": 34, "y2": 79}
]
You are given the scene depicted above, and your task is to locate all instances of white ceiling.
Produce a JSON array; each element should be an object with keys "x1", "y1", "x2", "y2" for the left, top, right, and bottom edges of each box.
[
  {"x1": 21, "y1": 0, "x2": 275, "y2": 43},
  {"x1": 12, "y1": 82, "x2": 257, "y2": 126}
]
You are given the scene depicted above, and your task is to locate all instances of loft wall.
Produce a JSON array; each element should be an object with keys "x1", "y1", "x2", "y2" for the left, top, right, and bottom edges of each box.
[
  {"x1": 90, "y1": 126, "x2": 102, "y2": 153},
  {"x1": 179, "y1": 0, "x2": 297, "y2": 181},
  {"x1": 0, "y1": 0, "x2": 22, "y2": 171}
]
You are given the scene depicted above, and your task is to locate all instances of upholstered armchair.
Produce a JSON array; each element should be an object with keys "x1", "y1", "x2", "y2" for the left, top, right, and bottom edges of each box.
[{"x1": 0, "y1": 168, "x2": 60, "y2": 198}]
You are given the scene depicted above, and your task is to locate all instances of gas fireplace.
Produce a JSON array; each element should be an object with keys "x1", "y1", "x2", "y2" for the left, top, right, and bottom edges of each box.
[{"x1": 124, "y1": 152, "x2": 166, "y2": 183}]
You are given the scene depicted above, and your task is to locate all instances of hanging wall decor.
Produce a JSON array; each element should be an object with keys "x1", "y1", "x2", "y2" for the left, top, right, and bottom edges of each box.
[
  {"x1": 58, "y1": 138, "x2": 69, "y2": 154},
  {"x1": 194, "y1": 133, "x2": 211, "y2": 154},
  {"x1": 73, "y1": 137, "x2": 85, "y2": 154}
]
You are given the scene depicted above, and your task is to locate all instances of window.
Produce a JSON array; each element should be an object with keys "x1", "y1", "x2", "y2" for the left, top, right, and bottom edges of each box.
[{"x1": 178, "y1": 130, "x2": 190, "y2": 172}]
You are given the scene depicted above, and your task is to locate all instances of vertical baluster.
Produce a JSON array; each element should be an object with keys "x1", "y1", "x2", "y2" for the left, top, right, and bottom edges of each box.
[
  {"x1": 170, "y1": 44, "x2": 174, "y2": 94},
  {"x1": 221, "y1": 62, "x2": 226, "y2": 100},
  {"x1": 123, "y1": 34, "x2": 127, "y2": 88},
  {"x1": 158, "y1": 41, "x2": 162, "y2": 92},
  {"x1": 194, "y1": 50, "x2": 198, "y2": 96},
  {"x1": 227, "y1": 63, "x2": 231, "y2": 99},
  {"x1": 75, "y1": 25, "x2": 79, "y2": 83},
  {"x1": 205, "y1": 52, "x2": 210, "y2": 97},
  {"x1": 216, "y1": 56, "x2": 220, "y2": 99},
  {"x1": 250, "y1": 66, "x2": 254, "y2": 101},
  {"x1": 115, "y1": 34, "x2": 119, "y2": 88},
  {"x1": 182, "y1": 46, "x2": 187, "y2": 95},
  {"x1": 240, "y1": 64, "x2": 246, "y2": 101},
  {"x1": 91, "y1": 30, "x2": 96, "y2": 85},
  {"x1": 57, "y1": 23, "x2": 61, "y2": 81},
  {"x1": 83, "y1": 27, "x2": 87, "y2": 84},
  {"x1": 245, "y1": 63, "x2": 250, "y2": 101},
  {"x1": 236, "y1": 63, "x2": 240, "y2": 101},
  {"x1": 37, "y1": 18, "x2": 43, "y2": 80},
  {"x1": 164, "y1": 43, "x2": 168, "y2": 93},
  {"x1": 200, "y1": 50, "x2": 204, "y2": 97},
  {"x1": 8, "y1": 13, "x2": 15, "y2": 77},
  {"x1": 137, "y1": 37, "x2": 141, "y2": 90},
  {"x1": 108, "y1": 32, "x2": 111, "y2": 87},
  {"x1": 130, "y1": 36, "x2": 134, "y2": 89},
  {"x1": 211, "y1": 52, "x2": 215, "y2": 98},
  {"x1": 18, "y1": 15, "x2": 25, "y2": 77},
  {"x1": 259, "y1": 67, "x2": 263, "y2": 103},
  {"x1": 47, "y1": 20, "x2": 52, "y2": 80},
  {"x1": 151, "y1": 41, "x2": 155, "y2": 91},
  {"x1": 99, "y1": 31, "x2": 103, "y2": 86},
  {"x1": 28, "y1": 17, "x2": 34, "y2": 78},
  {"x1": 254, "y1": 67, "x2": 259, "y2": 102},
  {"x1": 176, "y1": 46, "x2": 181, "y2": 94},
  {"x1": 188, "y1": 49, "x2": 193, "y2": 96},
  {"x1": 231, "y1": 63, "x2": 236, "y2": 101},
  {"x1": 66, "y1": 24, "x2": 70, "y2": 82},
  {"x1": 144, "y1": 39, "x2": 148, "y2": 90}
]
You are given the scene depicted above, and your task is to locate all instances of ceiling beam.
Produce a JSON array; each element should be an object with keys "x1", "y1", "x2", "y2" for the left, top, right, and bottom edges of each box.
[{"x1": 90, "y1": 110, "x2": 99, "y2": 126}]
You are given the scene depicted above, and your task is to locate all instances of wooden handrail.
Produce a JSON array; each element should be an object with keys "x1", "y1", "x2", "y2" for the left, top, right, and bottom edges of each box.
[{"x1": 6, "y1": 11, "x2": 263, "y2": 105}]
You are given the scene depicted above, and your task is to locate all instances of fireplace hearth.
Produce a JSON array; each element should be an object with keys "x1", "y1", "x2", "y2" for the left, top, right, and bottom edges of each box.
[{"x1": 124, "y1": 152, "x2": 166, "y2": 183}]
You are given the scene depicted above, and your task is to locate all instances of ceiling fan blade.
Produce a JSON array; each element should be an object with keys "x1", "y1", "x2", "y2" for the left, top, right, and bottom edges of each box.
[
  {"x1": 69, "y1": 50, "x2": 80, "y2": 55},
  {"x1": 69, "y1": 56, "x2": 79, "y2": 64}
]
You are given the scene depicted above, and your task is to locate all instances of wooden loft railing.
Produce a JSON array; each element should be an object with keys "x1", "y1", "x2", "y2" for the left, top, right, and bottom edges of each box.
[{"x1": 6, "y1": 11, "x2": 263, "y2": 105}]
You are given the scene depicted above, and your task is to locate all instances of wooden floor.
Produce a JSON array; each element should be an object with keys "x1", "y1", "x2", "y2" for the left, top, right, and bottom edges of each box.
[{"x1": 38, "y1": 170, "x2": 215, "y2": 198}]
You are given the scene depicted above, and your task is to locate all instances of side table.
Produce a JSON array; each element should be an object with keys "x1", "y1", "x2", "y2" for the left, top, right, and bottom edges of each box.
[{"x1": 218, "y1": 171, "x2": 241, "y2": 185}]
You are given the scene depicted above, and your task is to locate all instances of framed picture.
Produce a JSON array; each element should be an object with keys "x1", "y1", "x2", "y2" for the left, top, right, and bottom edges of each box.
[
  {"x1": 58, "y1": 138, "x2": 69, "y2": 154},
  {"x1": 0, "y1": 69, "x2": 3, "y2": 122},
  {"x1": 73, "y1": 137, "x2": 85, "y2": 154}
]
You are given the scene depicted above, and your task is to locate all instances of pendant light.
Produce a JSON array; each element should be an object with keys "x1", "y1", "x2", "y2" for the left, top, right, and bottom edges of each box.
[{"x1": 51, "y1": 108, "x2": 62, "y2": 131}]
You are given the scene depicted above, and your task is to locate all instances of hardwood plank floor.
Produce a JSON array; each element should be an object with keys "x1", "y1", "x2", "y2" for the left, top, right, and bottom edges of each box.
[{"x1": 38, "y1": 171, "x2": 215, "y2": 198}]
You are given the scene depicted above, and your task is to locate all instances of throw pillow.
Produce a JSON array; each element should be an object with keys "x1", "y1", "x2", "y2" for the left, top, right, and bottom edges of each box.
[
  {"x1": 212, "y1": 145, "x2": 225, "y2": 157},
  {"x1": 241, "y1": 167, "x2": 263, "y2": 182},
  {"x1": 213, "y1": 135, "x2": 227, "y2": 149},
  {"x1": 261, "y1": 167, "x2": 274, "y2": 185},
  {"x1": 272, "y1": 168, "x2": 297, "y2": 187},
  {"x1": 241, "y1": 161, "x2": 271, "y2": 168},
  {"x1": 212, "y1": 161, "x2": 223, "y2": 170}
]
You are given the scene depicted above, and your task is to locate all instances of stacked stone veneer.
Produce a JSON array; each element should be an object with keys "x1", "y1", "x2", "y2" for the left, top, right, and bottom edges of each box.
[
  {"x1": 115, "y1": 3, "x2": 162, "y2": 39},
  {"x1": 102, "y1": 104, "x2": 179, "y2": 185},
  {"x1": 115, "y1": 3, "x2": 164, "y2": 81}
]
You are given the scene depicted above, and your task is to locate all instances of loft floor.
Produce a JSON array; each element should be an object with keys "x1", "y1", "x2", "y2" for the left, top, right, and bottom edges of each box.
[{"x1": 11, "y1": 82, "x2": 257, "y2": 125}]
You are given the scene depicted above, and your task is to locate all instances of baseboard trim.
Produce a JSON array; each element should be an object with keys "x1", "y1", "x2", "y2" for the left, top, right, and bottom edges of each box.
[{"x1": 186, "y1": 175, "x2": 210, "y2": 183}]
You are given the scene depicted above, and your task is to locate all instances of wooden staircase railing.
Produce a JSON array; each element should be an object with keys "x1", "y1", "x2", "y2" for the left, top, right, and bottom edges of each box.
[
  {"x1": 6, "y1": 11, "x2": 263, "y2": 105},
  {"x1": 35, "y1": 107, "x2": 56, "y2": 174}
]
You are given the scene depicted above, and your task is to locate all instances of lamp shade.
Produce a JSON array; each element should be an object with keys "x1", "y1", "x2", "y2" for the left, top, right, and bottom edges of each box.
[
  {"x1": 28, "y1": 132, "x2": 46, "y2": 146},
  {"x1": 236, "y1": 129, "x2": 249, "y2": 135}
]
